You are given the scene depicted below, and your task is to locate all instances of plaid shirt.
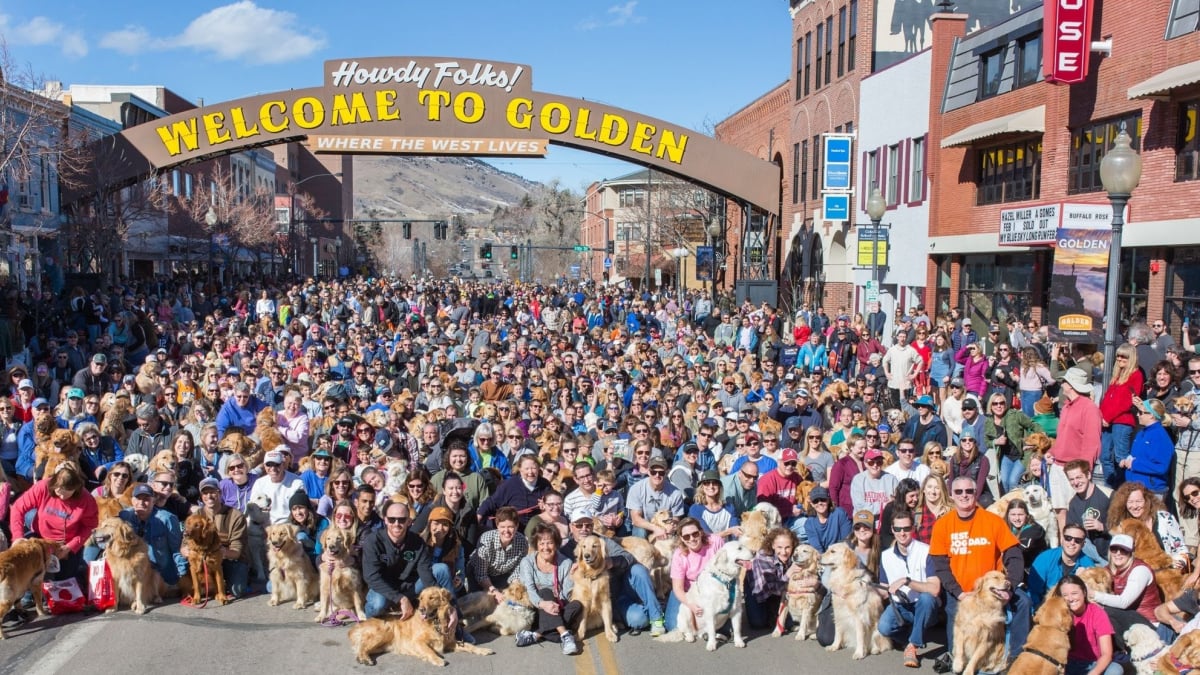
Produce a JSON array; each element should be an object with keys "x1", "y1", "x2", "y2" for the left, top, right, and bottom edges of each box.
[{"x1": 467, "y1": 529, "x2": 528, "y2": 590}]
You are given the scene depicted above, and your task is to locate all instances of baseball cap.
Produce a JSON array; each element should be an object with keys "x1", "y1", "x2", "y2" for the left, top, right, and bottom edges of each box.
[
  {"x1": 809, "y1": 486, "x2": 831, "y2": 502},
  {"x1": 91, "y1": 353, "x2": 107, "y2": 365},
  {"x1": 648, "y1": 457, "x2": 669, "y2": 471},
  {"x1": 962, "y1": 318, "x2": 972, "y2": 326},
  {"x1": 989, "y1": 323, "x2": 1001, "y2": 332},
  {"x1": 780, "y1": 448, "x2": 799, "y2": 463},
  {"x1": 311, "y1": 448, "x2": 332, "y2": 459},
  {"x1": 1109, "y1": 534, "x2": 1134, "y2": 552},
  {"x1": 865, "y1": 449, "x2": 884, "y2": 461},
  {"x1": 66, "y1": 387, "x2": 84, "y2": 399},
  {"x1": 698, "y1": 469, "x2": 721, "y2": 484},
  {"x1": 16, "y1": 379, "x2": 32, "y2": 390},
  {"x1": 136, "y1": 403, "x2": 156, "y2": 419},
  {"x1": 853, "y1": 510, "x2": 875, "y2": 529},
  {"x1": 31, "y1": 398, "x2": 49, "y2": 409},
  {"x1": 428, "y1": 506, "x2": 454, "y2": 524},
  {"x1": 914, "y1": 394, "x2": 936, "y2": 409},
  {"x1": 725, "y1": 411, "x2": 739, "y2": 421},
  {"x1": 795, "y1": 387, "x2": 811, "y2": 398},
  {"x1": 961, "y1": 397, "x2": 979, "y2": 411},
  {"x1": 263, "y1": 450, "x2": 285, "y2": 465},
  {"x1": 950, "y1": 377, "x2": 965, "y2": 388},
  {"x1": 571, "y1": 506, "x2": 598, "y2": 523},
  {"x1": 198, "y1": 477, "x2": 221, "y2": 492},
  {"x1": 132, "y1": 484, "x2": 154, "y2": 499}
]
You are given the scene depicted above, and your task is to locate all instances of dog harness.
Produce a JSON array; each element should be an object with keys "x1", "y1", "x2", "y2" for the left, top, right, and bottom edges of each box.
[
  {"x1": 707, "y1": 569, "x2": 739, "y2": 615},
  {"x1": 1169, "y1": 653, "x2": 1194, "y2": 675},
  {"x1": 1021, "y1": 646, "x2": 1065, "y2": 673}
]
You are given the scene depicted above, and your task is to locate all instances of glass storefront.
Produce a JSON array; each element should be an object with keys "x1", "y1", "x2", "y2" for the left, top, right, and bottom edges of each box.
[
  {"x1": 958, "y1": 253, "x2": 1044, "y2": 325},
  {"x1": 1119, "y1": 248, "x2": 1151, "y2": 328},
  {"x1": 1165, "y1": 246, "x2": 1200, "y2": 340}
]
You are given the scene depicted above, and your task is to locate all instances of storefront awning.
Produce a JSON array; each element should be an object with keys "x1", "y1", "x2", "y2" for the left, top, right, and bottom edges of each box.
[
  {"x1": 1128, "y1": 60, "x2": 1200, "y2": 99},
  {"x1": 940, "y1": 105, "x2": 1045, "y2": 148}
]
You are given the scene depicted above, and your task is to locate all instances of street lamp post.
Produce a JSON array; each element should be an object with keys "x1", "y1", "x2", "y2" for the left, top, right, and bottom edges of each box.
[
  {"x1": 866, "y1": 187, "x2": 887, "y2": 318},
  {"x1": 706, "y1": 220, "x2": 721, "y2": 308},
  {"x1": 204, "y1": 207, "x2": 218, "y2": 287},
  {"x1": 1100, "y1": 126, "x2": 1143, "y2": 380}
]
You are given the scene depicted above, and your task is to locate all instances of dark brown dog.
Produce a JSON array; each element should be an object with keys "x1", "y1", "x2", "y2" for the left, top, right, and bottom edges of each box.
[{"x1": 180, "y1": 513, "x2": 229, "y2": 605}]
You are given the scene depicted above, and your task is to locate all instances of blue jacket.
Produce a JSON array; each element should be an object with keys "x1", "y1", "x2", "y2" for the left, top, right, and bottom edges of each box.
[
  {"x1": 1027, "y1": 547, "x2": 1096, "y2": 608},
  {"x1": 1126, "y1": 422, "x2": 1174, "y2": 494},
  {"x1": 469, "y1": 443, "x2": 511, "y2": 480},
  {"x1": 216, "y1": 396, "x2": 267, "y2": 438},
  {"x1": 120, "y1": 507, "x2": 186, "y2": 585},
  {"x1": 903, "y1": 414, "x2": 949, "y2": 450},
  {"x1": 804, "y1": 507, "x2": 851, "y2": 553},
  {"x1": 16, "y1": 423, "x2": 36, "y2": 481}
]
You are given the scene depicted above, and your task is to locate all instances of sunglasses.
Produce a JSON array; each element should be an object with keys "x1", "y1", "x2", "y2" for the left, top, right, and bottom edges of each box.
[
  {"x1": 385, "y1": 516, "x2": 410, "y2": 525},
  {"x1": 227, "y1": 463, "x2": 246, "y2": 470},
  {"x1": 680, "y1": 531, "x2": 701, "y2": 541},
  {"x1": 897, "y1": 447, "x2": 915, "y2": 454},
  {"x1": 952, "y1": 488, "x2": 976, "y2": 495},
  {"x1": 1187, "y1": 491, "x2": 1200, "y2": 499},
  {"x1": 109, "y1": 472, "x2": 130, "y2": 479},
  {"x1": 649, "y1": 470, "x2": 666, "y2": 476},
  {"x1": 892, "y1": 525, "x2": 913, "y2": 533},
  {"x1": 265, "y1": 462, "x2": 281, "y2": 468},
  {"x1": 1062, "y1": 534, "x2": 1085, "y2": 544},
  {"x1": 1109, "y1": 547, "x2": 1132, "y2": 555}
]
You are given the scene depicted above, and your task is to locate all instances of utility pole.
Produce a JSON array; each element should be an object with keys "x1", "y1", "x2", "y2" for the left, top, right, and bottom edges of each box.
[{"x1": 645, "y1": 169, "x2": 653, "y2": 291}]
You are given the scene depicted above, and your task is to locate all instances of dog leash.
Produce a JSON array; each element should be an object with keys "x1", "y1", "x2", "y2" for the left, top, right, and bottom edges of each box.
[{"x1": 181, "y1": 559, "x2": 212, "y2": 609}]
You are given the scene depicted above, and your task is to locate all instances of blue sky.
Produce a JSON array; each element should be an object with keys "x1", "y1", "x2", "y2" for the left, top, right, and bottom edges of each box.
[{"x1": 1, "y1": 1, "x2": 791, "y2": 192}]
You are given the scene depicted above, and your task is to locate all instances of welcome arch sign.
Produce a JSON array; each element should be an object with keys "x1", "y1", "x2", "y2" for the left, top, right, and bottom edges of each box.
[{"x1": 93, "y1": 56, "x2": 781, "y2": 215}]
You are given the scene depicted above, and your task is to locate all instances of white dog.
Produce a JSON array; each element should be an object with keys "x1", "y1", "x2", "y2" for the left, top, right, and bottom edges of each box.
[
  {"x1": 244, "y1": 492, "x2": 272, "y2": 583},
  {"x1": 988, "y1": 484, "x2": 1058, "y2": 548},
  {"x1": 657, "y1": 541, "x2": 753, "y2": 651},
  {"x1": 380, "y1": 459, "x2": 408, "y2": 501},
  {"x1": 751, "y1": 501, "x2": 781, "y2": 531},
  {"x1": 1125, "y1": 624, "x2": 1169, "y2": 675}
]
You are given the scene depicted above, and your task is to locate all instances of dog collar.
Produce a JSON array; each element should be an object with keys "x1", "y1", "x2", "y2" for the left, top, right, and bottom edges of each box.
[
  {"x1": 1170, "y1": 653, "x2": 1194, "y2": 675},
  {"x1": 1023, "y1": 646, "x2": 1065, "y2": 671},
  {"x1": 708, "y1": 570, "x2": 739, "y2": 614}
]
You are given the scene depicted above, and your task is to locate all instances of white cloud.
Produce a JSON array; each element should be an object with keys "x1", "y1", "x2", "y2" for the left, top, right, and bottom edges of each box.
[
  {"x1": 96, "y1": 2, "x2": 324, "y2": 64},
  {"x1": 578, "y1": 1, "x2": 645, "y2": 31},
  {"x1": 1, "y1": 14, "x2": 89, "y2": 58},
  {"x1": 99, "y1": 25, "x2": 157, "y2": 56}
]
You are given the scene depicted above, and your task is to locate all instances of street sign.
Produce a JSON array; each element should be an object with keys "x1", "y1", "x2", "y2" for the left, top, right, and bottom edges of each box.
[
  {"x1": 823, "y1": 134, "x2": 854, "y2": 191},
  {"x1": 603, "y1": 256, "x2": 612, "y2": 269},
  {"x1": 823, "y1": 193, "x2": 850, "y2": 221},
  {"x1": 573, "y1": 245, "x2": 591, "y2": 252},
  {"x1": 857, "y1": 239, "x2": 889, "y2": 267},
  {"x1": 569, "y1": 264, "x2": 581, "y2": 279},
  {"x1": 865, "y1": 280, "x2": 879, "y2": 303}
]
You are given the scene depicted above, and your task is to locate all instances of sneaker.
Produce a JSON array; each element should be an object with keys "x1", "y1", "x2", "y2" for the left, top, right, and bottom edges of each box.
[
  {"x1": 649, "y1": 619, "x2": 666, "y2": 637},
  {"x1": 561, "y1": 633, "x2": 580, "y2": 655},
  {"x1": 904, "y1": 644, "x2": 919, "y2": 668},
  {"x1": 515, "y1": 630, "x2": 539, "y2": 648}
]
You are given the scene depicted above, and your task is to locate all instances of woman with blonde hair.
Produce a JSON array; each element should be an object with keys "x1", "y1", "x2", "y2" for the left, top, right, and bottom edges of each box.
[
  {"x1": 1099, "y1": 343, "x2": 1143, "y2": 488},
  {"x1": 917, "y1": 474, "x2": 951, "y2": 543},
  {"x1": 1017, "y1": 347, "x2": 1055, "y2": 417}
]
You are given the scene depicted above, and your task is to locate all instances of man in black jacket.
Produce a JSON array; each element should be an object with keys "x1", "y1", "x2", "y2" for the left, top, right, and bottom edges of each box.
[{"x1": 362, "y1": 501, "x2": 438, "y2": 619}]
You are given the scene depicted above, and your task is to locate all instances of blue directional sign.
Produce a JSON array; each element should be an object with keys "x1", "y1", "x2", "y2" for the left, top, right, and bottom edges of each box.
[
  {"x1": 823, "y1": 134, "x2": 853, "y2": 192},
  {"x1": 603, "y1": 257, "x2": 612, "y2": 269},
  {"x1": 823, "y1": 193, "x2": 850, "y2": 221}
]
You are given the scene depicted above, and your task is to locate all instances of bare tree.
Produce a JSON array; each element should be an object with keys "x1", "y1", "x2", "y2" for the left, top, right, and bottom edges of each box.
[
  {"x1": 0, "y1": 39, "x2": 62, "y2": 205},
  {"x1": 178, "y1": 162, "x2": 277, "y2": 281}
]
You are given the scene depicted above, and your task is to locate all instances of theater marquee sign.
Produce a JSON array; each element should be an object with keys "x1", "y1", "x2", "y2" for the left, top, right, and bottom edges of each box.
[{"x1": 99, "y1": 56, "x2": 781, "y2": 214}]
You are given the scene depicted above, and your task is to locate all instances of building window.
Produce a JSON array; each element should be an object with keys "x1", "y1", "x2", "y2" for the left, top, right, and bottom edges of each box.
[
  {"x1": 792, "y1": 143, "x2": 801, "y2": 204},
  {"x1": 848, "y1": 0, "x2": 857, "y2": 73},
  {"x1": 838, "y1": 6, "x2": 847, "y2": 78},
  {"x1": 866, "y1": 150, "x2": 878, "y2": 195},
  {"x1": 796, "y1": 37, "x2": 805, "y2": 99},
  {"x1": 909, "y1": 136, "x2": 925, "y2": 202},
  {"x1": 815, "y1": 24, "x2": 824, "y2": 89},
  {"x1": 959, "y1": 253, "x2": 1039, "y2": 325},
  {"x1": 619, "y1": 188, "x2": 647, "y2": 208},
  {"x1": 979, "y1": 47, "x2": 1006, "y2": 99},
  {"x1": 800, "y1": 139, "x2": 809, "y2": 205},
  {"x1": 1167, "y1": 247, "x2": 1200, "y2": 341},
  {"x1": 1017, "y1": 34, "x2": 1041, "y2": 88},
  {"x1": 886, "y1": 144, "x2": 900, "y2": 206},
  {"x1": 1178, "y1": 100, "x2": 1200, "y2": 182},
  {"x1": 804, "y1": 32, "x2": 812, "y2": 97},
  {"x1": 811, "y1": 135, "x2": 821, "y2": 201},
  {"x1": 978, "y1": 139, "x2": 1042, "y2": 205},
  {"x1": 1067, "y1": 113, "x2": 1142, "y2": 194},
  {"x1": 825, "y1": 17, "x2": 834, "y2": 83}
]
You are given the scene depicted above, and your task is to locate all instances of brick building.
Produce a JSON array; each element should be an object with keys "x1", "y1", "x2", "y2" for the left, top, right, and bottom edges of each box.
[{"x1": 927, "y1": 2, "x2": 1200, "y2": 340}]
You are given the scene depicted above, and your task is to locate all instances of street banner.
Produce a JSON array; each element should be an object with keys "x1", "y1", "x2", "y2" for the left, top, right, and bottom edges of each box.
[
  {"x1": 1047, "y1": 227, "x2": 1110, "y2": 342},
  {"x1": 695, "y1": 246, "x2": 713, "y2": 281}
]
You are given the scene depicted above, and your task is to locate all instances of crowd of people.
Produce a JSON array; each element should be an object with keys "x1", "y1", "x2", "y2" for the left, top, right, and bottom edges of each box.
[{"x1": 2, "y1": 272, "x2": 1200, "y2": 672}]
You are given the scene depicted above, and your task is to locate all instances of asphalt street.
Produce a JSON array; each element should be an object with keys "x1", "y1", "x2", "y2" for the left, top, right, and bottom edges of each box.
[{"x1": 0, "y1": 596, "x2": 947, "y2": 675}]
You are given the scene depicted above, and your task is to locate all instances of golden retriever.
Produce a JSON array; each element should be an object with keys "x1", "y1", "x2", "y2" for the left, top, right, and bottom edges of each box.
[
  {"x1": 658, "y1": 541, "x2": 753, "y2": 651},
  {"x1": 146, "y1": 449, "x2": 177, "y2": 478},
  {"x1": 1112, "y1": 517, "x2": 1186, "y2": 600},
  {"x1": 218, "y1": 430, "x2": 259, "y2": 468},
  {"x1": 92, "y1": 517, "x2": 166, "y2": 614},
  {"x1": 180, "y1": 513, "x2": 229, "y2": 605},
  {"x1": 572, "y1": 535, "x2": 618, "y2": 642},
  {"x1": 738, "y1": 509, "x2": 770, "y2": 554},
  {"x1": 1161, "y1": 630, "x2": 1200, "y2": 675},
  {"x1": 619, "y1": 535, "x2": 671, "y2": 598},
  {"x1": 315, "y1": 525, "x2": 366, "y2": 623},
  {"x1": 953, "y1": 570, "x2": 1011, "y2": 675},
  {"x1": 0, "y1": 538, "x2": 55, "y2": 637},
  {"x1": 793, "y1": 480, "x2": 817, "y2": 515},
  {"x1": 459, "y1": 583, "x2": 535, "y2": 636},
  {"x1": 776, "y1": 543, "x2": 822, "y2": 640},
  {"x1": 1126, "y1": 624, "x2": 1170, "y2": 675},
  {"x1": 1007, "y1": 595, "x2": 1072, "y2": 675},
  {"x1": 1077, "y1": 566, "x2": 1113, "y2": 595},
  {"x1": 266, "y1": 523, "x2": 317, "y2": 609},
  {"x1": 100, "y1": 394, "x2": 133, "y2": 445},
  {"x1": 820, "y1": 542, "x2": 889, "y2": 659},
  {"x1": 348, "y1": 586, "x2": 494, "y2": 666},
  {"x1": 34, "y1": 429, "x2": 81, "y2": 479}
]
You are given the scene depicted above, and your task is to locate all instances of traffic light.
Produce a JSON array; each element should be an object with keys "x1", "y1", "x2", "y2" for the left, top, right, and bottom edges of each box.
[
  {"x1": 480, "y1": 243, "x2": 492, "y2": 259},
  {"x1": 606, "y1": 240, "x2": 615, "y2": 255},
  {"x1": 510, "y1": 245, "x2": 519, "y2": 259},
  {"x1": 402, "y1": 221, "x2": 412, "y2": 239}
]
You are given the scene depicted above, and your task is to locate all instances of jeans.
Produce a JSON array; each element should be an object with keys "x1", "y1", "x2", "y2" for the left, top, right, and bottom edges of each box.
[
  {"x1": 877, "y1": 592, "x2": 940, "y2": 649},
  {"x1": 944, "y1": 585, "x2": 1030, "y2": 657},
  {"x1": 1000, "y1": 455, "x2": 1026, "y2": 494},
  {"x1": 743, "y1": 590, "x2": 780, "y2": 630},
  {"x1": 223, "y1": 560, "x2": 249, "y2": 598},
  {"x1": 1100, "y1": 424, "x2": 1134, "y2": 488},
  {"x1": 665, "y1": 591, "x2": 682, "y2": 631},
  {"x1": 1065, "y1": 662, "x2": 1122, "y2": 675},
  {"x1": 363, "y1": 571, "x2": 455, "y2": 619},
  {"x1": 1020, "y1": 390, "x2": 1042, "y2": 418},
  {"x1": 787, "y1": 516, "x2": 808, "y2": 542},
  {"x1": 612, "y1": 563, "x2": 661, "y2": 629}
]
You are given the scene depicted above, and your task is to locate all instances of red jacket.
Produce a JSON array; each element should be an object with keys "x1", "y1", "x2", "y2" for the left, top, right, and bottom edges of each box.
[{"x1": 1100, "y1": 370, "x2": 1144, "y2": 426}]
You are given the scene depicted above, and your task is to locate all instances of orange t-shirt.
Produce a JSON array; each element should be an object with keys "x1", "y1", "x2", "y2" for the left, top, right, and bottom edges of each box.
[{"x1": 928, "y1": 508, "x2": 1019, "y2": 592}]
